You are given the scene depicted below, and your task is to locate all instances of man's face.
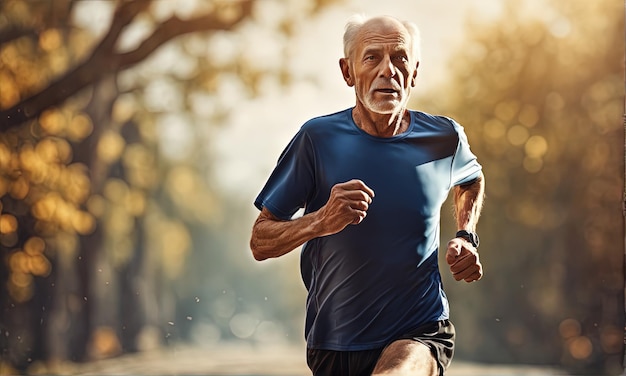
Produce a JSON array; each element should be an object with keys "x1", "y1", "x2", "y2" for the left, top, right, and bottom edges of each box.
[{"x1": 342, "y1": 18, "x2": 418, "y2": 116}]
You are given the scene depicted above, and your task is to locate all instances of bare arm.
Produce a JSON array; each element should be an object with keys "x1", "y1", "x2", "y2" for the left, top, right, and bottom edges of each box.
[
  {"x1": 250, "y1": 207, "x2": 323, "y2": 261},
  {"x1": 446, "y1": 172, "x2": 485, "y2": 282},
  {"x1": 250, "y1": 179, "x2": 375, "y2": 261},
  {"x1": 453, "y1": 171, "x2": 485, "y2": 232}
]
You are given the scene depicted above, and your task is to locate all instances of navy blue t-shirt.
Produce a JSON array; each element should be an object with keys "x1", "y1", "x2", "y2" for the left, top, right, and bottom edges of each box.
[{"x1": 254, "y1": 108, "x2": 482, "y2": 351}]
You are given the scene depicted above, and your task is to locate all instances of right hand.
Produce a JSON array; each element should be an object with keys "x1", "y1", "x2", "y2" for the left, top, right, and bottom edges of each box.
[
  {"x1": 446, "y1": 238, "x2": 482, "y2": 283},
  {"x1": 316, "y1": 179, "x2": 375, "y2": 236}
]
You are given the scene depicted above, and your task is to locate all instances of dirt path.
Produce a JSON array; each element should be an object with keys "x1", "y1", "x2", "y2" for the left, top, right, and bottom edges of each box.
[{"x1": 63, "y1": 344, "x2": 570, "y2": 376}]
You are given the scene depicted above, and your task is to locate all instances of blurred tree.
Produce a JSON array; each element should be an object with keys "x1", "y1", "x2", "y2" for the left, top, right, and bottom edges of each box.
[
  {"x1": 419, "y1": 0, "x2": 624, "y2": 374},
  {"x1": 0, "y1": 0, "x2": 255, "y2": 129},
  {"x1": 0, "y1": 0, "x2": 342, "y2": 373}
]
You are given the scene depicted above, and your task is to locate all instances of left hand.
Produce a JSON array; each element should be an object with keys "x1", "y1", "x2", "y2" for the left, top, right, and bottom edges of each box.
[{"x1": 446, "y1": 238, "x2": 483, "y2": 283}]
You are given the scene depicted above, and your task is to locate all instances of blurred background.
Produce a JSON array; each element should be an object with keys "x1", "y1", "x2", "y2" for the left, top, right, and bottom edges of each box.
[{"x1": 0, "y1": 0, "x2": 623, "y2": 375}]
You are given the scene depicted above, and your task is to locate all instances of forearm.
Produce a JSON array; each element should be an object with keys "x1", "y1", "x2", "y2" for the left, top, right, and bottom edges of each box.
[
  {"x1": 251, "y1": 180, "x2": 375, "y2": 261},
  {"x1": 250, "y1": 208, "x2": 324, "y2": 261},
  {"x1": 453, "y1": 172, "x2": 485, "y2": 232}
]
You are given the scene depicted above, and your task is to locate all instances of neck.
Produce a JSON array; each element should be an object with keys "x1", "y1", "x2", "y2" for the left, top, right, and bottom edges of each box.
[{"x1": 352, "y1": 106, "x2": 410, "y2": 137}]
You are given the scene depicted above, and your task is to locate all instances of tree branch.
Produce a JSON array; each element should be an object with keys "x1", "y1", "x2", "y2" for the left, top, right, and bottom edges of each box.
[
  {"x1": 0, "y1": 27, "x2": 39, "y2": 47},
  {"x1": 0, "y1": 0, "x2": 254, "y2": 130},
  {"x1": 94, "y1": 0, "x2": 151, "y2": 56},
  {"x1": 116, "y1": 2, "x2": 254, "y2": 69}
]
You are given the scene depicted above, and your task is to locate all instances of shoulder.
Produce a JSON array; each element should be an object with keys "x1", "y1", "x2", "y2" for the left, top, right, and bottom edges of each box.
[
  {"x1": 410, "y1": 110, "x2": 467, "y2": 135},
  {"x1": 411, "y1": 110, "x2": 458, "y2": 129},
  {"x1": 300, "y1": 108, "x2": 353, "y2": 134}
]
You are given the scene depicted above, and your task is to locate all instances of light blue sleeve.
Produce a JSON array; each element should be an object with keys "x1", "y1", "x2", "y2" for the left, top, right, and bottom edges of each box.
[{"x1": 448, "y1": 118, "x2": 482, "y2": 186}]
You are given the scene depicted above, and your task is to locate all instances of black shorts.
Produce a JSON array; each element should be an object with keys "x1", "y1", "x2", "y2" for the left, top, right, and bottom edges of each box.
[{"x1": 307, "y1": 320, "x2": 455, "y2": 376}]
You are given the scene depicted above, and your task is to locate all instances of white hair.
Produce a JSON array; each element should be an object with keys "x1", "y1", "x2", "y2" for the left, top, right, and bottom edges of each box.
[{"x1": 342, "y1": 14, "x2": 422, "y2": 63}]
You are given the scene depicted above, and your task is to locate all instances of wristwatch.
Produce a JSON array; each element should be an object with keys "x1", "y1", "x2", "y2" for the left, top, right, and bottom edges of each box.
[{"x1": 456, "y1": 230, "x2": 480, "y2": 248}]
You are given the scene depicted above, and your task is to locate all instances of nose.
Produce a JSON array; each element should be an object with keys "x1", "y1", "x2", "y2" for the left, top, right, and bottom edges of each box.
[{"x1": 379, "y1": 55, "x2": 396, "y2": 78}]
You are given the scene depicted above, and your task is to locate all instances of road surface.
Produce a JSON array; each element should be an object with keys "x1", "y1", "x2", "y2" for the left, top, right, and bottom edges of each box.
[{"x1": 64, "y1": 343, "x2": 573, "y2": 376}]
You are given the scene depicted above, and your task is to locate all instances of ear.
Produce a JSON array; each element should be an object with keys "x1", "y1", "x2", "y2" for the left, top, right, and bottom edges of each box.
[
  {"x1": 411, "y1": 61, "x2": 419, "y2": 87},
  {"x1": 339, "y1": 58, "x2": 354, "y2": 87}
]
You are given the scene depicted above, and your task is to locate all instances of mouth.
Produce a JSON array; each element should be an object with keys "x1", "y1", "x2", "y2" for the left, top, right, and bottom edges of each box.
[{"x1": 375, "y1": 88, "x2": 399, "y2": 94}]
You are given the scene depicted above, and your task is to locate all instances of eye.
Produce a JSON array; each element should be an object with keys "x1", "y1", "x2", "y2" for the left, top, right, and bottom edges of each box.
[{"x1": 394, "y1": 55, "x2": 408, "y2": 63}]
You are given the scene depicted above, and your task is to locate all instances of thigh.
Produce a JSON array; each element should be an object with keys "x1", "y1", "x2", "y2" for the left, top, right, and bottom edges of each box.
[
  {"x1": 307, "y1": 348, "x2": 383, "y2": 376},
  {"x1": 373, "y1": 320, "x2": 456, "y2": 376},
  {"x1": 372, "y1": 340, "x2": 437, "y2": 376}
]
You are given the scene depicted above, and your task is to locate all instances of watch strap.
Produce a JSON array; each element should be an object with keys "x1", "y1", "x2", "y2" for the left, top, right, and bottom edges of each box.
[{"x1": 456, "y1": 230, "x2": 479, "y2": 248}]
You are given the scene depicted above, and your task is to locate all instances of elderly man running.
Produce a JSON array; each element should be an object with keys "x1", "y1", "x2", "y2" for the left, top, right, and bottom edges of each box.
[{"x1": 251, "y1": 14, "x2": 486, "y2": 376}]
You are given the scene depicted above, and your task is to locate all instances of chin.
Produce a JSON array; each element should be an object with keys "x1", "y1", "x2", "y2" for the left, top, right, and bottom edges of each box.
[{"x1": 364, "y1": 102, "x2": 402, "y2": 115}]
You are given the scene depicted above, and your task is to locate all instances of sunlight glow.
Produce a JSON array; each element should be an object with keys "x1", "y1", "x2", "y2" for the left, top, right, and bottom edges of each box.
[{"x1": 506, "y1": 125, "x2": 529, "y2": 146}]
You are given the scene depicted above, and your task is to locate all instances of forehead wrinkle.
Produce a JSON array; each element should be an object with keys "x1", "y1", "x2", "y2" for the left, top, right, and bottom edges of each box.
[
  {"x1": 356, "y1": 28, "x2": 411, "y2": 57},
  {"x1": 357, "y1": 34, "x2": 410, "y2": 52}
]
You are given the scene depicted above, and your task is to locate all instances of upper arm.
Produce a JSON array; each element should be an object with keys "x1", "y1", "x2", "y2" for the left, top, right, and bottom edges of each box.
[
  {"x1": 446, "y1": 117, "x2": 482, "y2": 187},
  {"x1": 253, "y1": 206, "x2": 282, "y2": 231},
  {"x1": 454, "y1": 171, "x2": 484, "y2": 196},
  {"x1": 254, "y1": 129, "x2": 316, "y2": 220},
  {"x1": 257, "y1": 206, "x2": 280, "y2": 222}
]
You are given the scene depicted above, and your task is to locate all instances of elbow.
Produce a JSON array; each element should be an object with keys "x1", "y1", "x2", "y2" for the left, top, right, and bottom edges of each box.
[
  {"x1": 252, "y1": 250, "x2": 268, "y2": 262},
  {"x1": 252, "y1": 253, "x2": 267, "y2": 262},
  {"x1": 249, "y1": 237, "x2": 269, "y2": 262}
]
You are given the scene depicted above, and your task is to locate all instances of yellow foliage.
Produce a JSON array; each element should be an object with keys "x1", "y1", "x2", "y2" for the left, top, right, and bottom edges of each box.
[
  {"x1": 0, "y1": 142, "x2": 12, "y2": 168},
  {"x1": 31, "y1": 193, "x2": 59, "y2": 221},
  {"x1": 64, "y1": 164, "x2": 91, "y2": 204},
  {"x1": 28, "y1": 253, "x2": 51, "y2": 277},
  {"x1": 483, "y1": 119, "x2": 506, "y2": 141},
  {"x1": 39, "y1": 108, "x2": 66, "y2": 135},
  {"x1": 524, "y1": 135, "x2": 548, "y2": 158},
  {"x1": 123, "y1": 143, "x2": 157, "y2": 188},
  {"x1": 39, "y1": 28, "x2": 62, "y2": 52},
  {"x1": 24, "y1": 236, "x2": 45, "y2": 255},
  {"x1": 47, "y1": 48, "x2": 70, "y2": 76},
  {"x1": 0, "y1": 71, "x2": 20, "y2": 108},
  {"x1": 98, "y1": 131, "x2": 126, "y2": 164},
  {"x1": 10, "y1": 270, "x2": 32, "y2": 288},
  {"x1": 86, "y1": 194, "x2": 107, "y2": 218},
  {"x1": 72, "y1": 211, "x2": 96, "y2": 236},
  {"x1": 67, "y1": 113, "x2": 94, "y2": 141},
  {"x1": 125, "y1": 189, "x2": 146, "y2": 217},
  {"x1": 505, "y1": 125, "x2": 529, "y2": 146},
  {"x1": 8, "y1": 175, "x2": 29, "y2": 199},
  {"x1": 0, "y1": 214, "x2": 18, "y2": 233},
  {"x1": 112, "y1": 95, "x2": 137, "y2": 123},
  {"x1": 103, "y1": 178, "x2": 129, "y2": 204},
  {"x1": 36, "y1": 138, "x2": 72, "y2": 164},
  {"x1": 517, "y1": 105, "x2": 539, "y2": 128},
  {"x1": 106, "y1": 206, "x2": 134, "y2": 237}
]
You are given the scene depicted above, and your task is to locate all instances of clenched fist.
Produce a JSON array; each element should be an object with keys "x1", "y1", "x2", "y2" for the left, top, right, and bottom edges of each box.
[
  {"x1": 316, "y1": 179, "x2": 375, "y2": 236},
  {"x1": 446, "y1": 238, "x2": 483, "y2": 283}
]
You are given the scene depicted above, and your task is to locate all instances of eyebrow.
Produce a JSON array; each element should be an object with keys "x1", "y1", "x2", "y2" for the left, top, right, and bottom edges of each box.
[
  {"x1": 361, "y1": 45, "x2": 409, "y2": 57},
  {"x1": 361, "y1": 47, "x2": 380, "y2": 57}
]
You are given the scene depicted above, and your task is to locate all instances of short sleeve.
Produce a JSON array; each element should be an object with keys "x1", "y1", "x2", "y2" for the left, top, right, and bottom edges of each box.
[
  {"x1": 448, "y1": 118, "x2": 482, "y2": 186},
  {"x1": 254, "y1": 129, "x2": 315, "y2": 220}
]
